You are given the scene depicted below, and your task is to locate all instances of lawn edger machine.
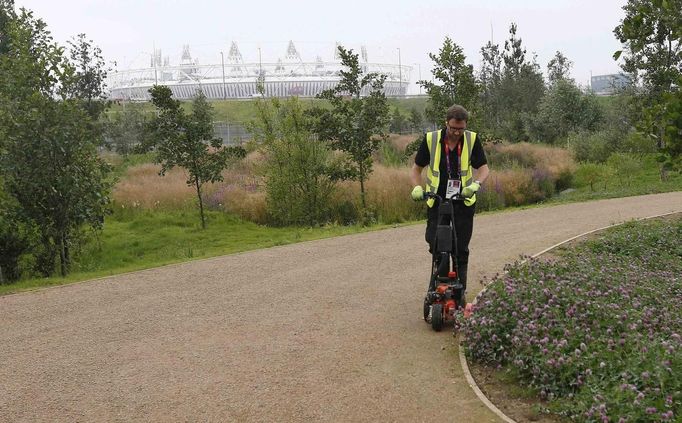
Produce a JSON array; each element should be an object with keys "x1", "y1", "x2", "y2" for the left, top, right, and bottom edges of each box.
[{"x1": 421, "y1": 191, "x2": 473, "y2": 331}]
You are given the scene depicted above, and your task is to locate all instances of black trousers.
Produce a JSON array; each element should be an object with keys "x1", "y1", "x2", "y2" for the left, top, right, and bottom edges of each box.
[{"x1": 425, "y1": 201, "x2": 475, "y2": 286}]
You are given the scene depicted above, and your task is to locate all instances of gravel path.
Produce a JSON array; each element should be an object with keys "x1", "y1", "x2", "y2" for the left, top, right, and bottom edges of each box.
[{"x1": 2, "y1": 192, "x2": 681, "y2": 423}]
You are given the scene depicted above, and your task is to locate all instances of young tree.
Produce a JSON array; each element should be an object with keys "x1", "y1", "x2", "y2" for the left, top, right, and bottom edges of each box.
[
  {"x1": 614, "y1": 0, "x2": 681, "y2": 171},
  {"x1": 106, "y1": 102, "x2": 153, "y2": 155},
  {"x1": 0, "y1": 6, "x2": 111, "y2": 277},
  {"x1": 547, "y1": 51, "x2": 573, "y2": 85},
  {"x1": 251, "y1": 97, "x2": 341, "y2": 226},
  {"x1": 497, "y1": 23, "x2": 545, "y2": 141},
  {"x1": 149, "y1": 86, "x2": 245, "y2": 229},
  {"x1": 408, "y1": 107, "x2": 424, "y2": 133},
  {"x1": 478, "y1": 41, "x2": 503, "y2": 135},
  {"x1": 389, "y1": 108, "x2": 407, "y2": 133},
  {"x1": 419, "y1": 36, "x2": 478, "y2": 125},
  {"x1": 314, "y1": 45, "x2": 390, "y2": 211},
  {"x1": 527, "y1": 79, "x2": 604, "y2": 143}
]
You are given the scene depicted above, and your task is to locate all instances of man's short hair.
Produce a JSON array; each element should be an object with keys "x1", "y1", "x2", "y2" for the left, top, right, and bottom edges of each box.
[{"x1": 446, "y1": 105, "x2": 469, "y2": 122}]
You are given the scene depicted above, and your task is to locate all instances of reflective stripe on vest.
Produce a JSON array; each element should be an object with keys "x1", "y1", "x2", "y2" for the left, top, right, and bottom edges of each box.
[{"x1": 425, "y1": 129, "x2": 477, "y2": 207}]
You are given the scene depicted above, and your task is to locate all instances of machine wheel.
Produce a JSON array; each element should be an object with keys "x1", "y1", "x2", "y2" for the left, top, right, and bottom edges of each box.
[
  {"x1": 431, "y1": 303, "x2": 444, "y2": 331},
  {"x1": 423, "y1": 298, "x2": 431, "y2": 322}
]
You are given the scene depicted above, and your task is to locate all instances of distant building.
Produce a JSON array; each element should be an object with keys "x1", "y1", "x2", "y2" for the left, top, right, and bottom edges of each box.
[
  {"x1": 590, "y1": 74, "x2": 631, "y2": 95},
  {"x1": 108, "y1": 40, "x2": 411, "y2": 101}
]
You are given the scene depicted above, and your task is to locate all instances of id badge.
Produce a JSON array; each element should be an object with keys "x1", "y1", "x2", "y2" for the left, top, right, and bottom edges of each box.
[{"x1": 446, "y1": 179, "x2": 461, "y2": 199}]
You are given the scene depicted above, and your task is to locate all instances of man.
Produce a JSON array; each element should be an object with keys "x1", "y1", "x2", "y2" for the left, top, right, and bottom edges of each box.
[{"x1": 409, "y1": 104, "x2": 489, "y2": 292}]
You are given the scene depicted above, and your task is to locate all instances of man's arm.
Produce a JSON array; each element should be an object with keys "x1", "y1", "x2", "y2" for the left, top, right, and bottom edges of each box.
[
  {"x1": 411, "y1": 163, "x2": 425, "y2": 187},
  {"x1": 474, "y1": 164, "x2": 489, "y2": 184}
]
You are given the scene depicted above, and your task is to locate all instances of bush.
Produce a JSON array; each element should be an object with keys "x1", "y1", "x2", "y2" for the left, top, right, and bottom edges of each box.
[
  {"x1": 251, "y1": 97, "x2": 340, "y2": 226},
  {"x1": 606, "y1": 153, "x2": 639, "y2": 187},
  {"x1": 569, "y1": 129, "x2": 618, "y2": 163},
  {"x1": 575, "y1": 162, "x2": 610, "y2": 191},
  {"x1": 463, "y1": 217, "x2": 682, "y2": 421},
  {"x1": 0, "y1": 185, "x2": 34, "y2": 283}
]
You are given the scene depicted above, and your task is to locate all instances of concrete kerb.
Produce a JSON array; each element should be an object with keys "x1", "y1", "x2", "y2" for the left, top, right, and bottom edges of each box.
[{"x1": 457, "y1": 211, "x2": 681, "y2": 423}]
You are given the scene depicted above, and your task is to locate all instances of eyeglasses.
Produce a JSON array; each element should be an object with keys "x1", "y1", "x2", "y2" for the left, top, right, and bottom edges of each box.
[{"x1": 447, "y1": 125, "x2": 466, "y2": 133}]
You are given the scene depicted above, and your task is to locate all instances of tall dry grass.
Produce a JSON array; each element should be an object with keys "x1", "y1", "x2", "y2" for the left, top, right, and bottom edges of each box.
[
  {"x1": 111, "y1": 142, "x2": 577, "y2": 224},
  {"x1": 113, "y1": 164, "x2": 195, "y2": 209}
]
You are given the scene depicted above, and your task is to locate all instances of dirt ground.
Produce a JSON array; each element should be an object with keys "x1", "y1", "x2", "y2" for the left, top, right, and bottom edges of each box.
[{"x1": 1, "y1": 192, "x2": 681, "y2": 422}]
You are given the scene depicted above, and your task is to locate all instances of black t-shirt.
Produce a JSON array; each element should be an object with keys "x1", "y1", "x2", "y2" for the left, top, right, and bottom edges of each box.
[{"x1": 414, "y1": 128, "x2": 487, "y2": 197}]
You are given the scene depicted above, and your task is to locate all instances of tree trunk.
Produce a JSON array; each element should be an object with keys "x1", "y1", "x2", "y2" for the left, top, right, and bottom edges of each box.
[
  {"x1": 195, "y1": 179, "x2": 206, "y2": 229},
  {"x1": 359, "y1": 162, "x2": 367, "y2": 210},
  {"x1": 0, "y1": 265, "x2": 4, "y2": 284},
  {"x1": 59, "y1": 232, "x2": 67, "y2": 277}
]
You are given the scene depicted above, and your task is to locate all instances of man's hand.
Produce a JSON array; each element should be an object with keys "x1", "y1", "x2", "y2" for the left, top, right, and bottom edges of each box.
[
  {"x1": 461, "y1": 181, "x2": 480, "y2": 198},
  {"x1": 411, "y1": 185, "x2": 424, "y2": 201}
]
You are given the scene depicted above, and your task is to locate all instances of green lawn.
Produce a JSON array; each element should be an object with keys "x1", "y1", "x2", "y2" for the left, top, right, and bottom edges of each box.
[
  {"x1": 546, "y1": 154, "x2": 682, "y2": 205},
  {"x1": 0, "y1": 210, "x2": 399, "y2": 295}
]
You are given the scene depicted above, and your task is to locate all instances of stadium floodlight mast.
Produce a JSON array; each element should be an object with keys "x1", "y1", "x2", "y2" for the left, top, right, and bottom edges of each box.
[
  {"x1": 397, "y1": 47, "x2": 402, "y2": 96},
  {"x1": 413, "y1": 62, "x2": 421, "y2": 95},
  {"x1": 220, "y1": 51, "x2": 226, "y2": 99}
]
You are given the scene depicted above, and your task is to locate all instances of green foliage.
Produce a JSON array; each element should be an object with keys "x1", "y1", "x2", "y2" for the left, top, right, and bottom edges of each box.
[
  {"x1": 0, "y1": 7, "x2": 112, "y2": 277},
  {"x1": 0, "y1": 182, "x2": 33, "y2": 283},
  {"x1": 478, "y1": 41, "x2": 503, "y2": 135},
  {"x1": 251, "y1": 96, "x2": 340, "y2": 226},
  {"x1": 527, "y1": 79, "x2": 604, "y2": 144},
  {"x1": 389, "y1": 107, "x2": 407, "y2": 133},
  {"x1": 569, "y1": 130, "x2": 617, "y2": 163},
  {"x1": 106, "y1": 103, "x2": 153, "y2": 155},
  {"x1": 377, "y1": 141, "x2": 405, "y2": 167},
  {"x1": 148, "y1": 86, "x2": 245, "y2": 229},
  {"x1": 314, "y1": 45, "x2": 390, "y2": 212},
  {"x1": 614, "y1": 0, "x2": 681, "y2": 97},
  {"x1": 615, "y1": 0, "x2": 681, "y2": 168},
  {"x1": 419, "y1": 36, "x2": 478, "y2": 125},
  {"x1": 606, "y1": 152, "x2": 639, "y2": 187},
  {"x1": 575, "y1": 162, "x2": 610, "y2": 191},
  {"x1": 408, "y1": 107, "x2": 424, "y2": 133},
  {"x1": 651, "y1": 77, "x2": 682, "y2": 173},
  {"x1": 482, "y1": 23, "x2": 546, "y2": 141},
  {"x1": 546, "y1": 51, "x2": 573, "y2": 85}
]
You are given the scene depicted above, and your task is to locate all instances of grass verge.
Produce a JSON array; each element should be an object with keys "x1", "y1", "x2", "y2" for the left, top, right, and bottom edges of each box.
[{"x1": 0, "y1": 209, "x2": 401, "y2": 296}]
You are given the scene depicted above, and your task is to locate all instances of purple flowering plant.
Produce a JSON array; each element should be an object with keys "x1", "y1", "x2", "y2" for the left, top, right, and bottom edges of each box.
[{"x1": 462, "y1": 217, "x2": 682, "y2": 421}]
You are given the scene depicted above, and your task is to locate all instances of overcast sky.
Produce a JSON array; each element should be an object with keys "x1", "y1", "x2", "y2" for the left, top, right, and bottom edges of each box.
[{"x1": 16, "y1": 0, "x2": 628, "y2": 94}]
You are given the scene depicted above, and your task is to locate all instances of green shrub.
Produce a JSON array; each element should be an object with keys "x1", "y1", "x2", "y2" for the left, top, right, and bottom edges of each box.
[
  {"x1": 575, "y1": 162, "x2": 610, "y2": 191},
  {"x1": 569, "y1": 130, "x2": 615, "y2": 163},
  {"x1": 606, "y1": 153, "x2": 639, "y2": 187}
]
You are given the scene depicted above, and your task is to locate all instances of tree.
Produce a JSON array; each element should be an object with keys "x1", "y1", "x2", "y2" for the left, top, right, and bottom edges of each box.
[
  {"x1": 478, "y1": 41, "x2": 503, "y2": 135},
  {"x1": 149, "y1": 86, "x2": 245, "y2": 229},
  {"x1": 106, "y1": 102, "x2": 153, "y2": 155},
  {"x1": 614, "y1": 0, "x2": 681, "y2": 99},
  {"x1": 251, "y1": 97, "x2": 341, "y2": 226},
  {"x1": 547, "y1": 51, "x2": 573, "y2": 85},
  {"x1": 497, "y1": 23, "x2": 546, "y2": 141},
  {"x1": 526, "y1": 79, "x2": 603, "y2": 143},
  {"x1": 614, "y1": 0, "x2": 681, "y2": 171},
  {"x1": 419, "y1": 36, "x2": 479, "y2": 125},
  {"x1": 408, "y1": 107, "x2": 424, "y2": 133},
  {"x1": 657, "y1": 78, "x2": 682, "y2": 172},
  {"x1": 314, "y1": 45, "x2": 390, "y2": 211},
  {"x1": 389, "y1": 108, "x2": 407, "y2": 133},
  {"x1": 0, "y1": 6, "x2": 112, "y2": 277}
]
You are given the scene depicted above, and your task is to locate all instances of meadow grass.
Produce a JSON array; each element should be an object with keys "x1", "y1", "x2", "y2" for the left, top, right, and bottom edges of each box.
[{"x1": 0, "y1": 209, "x2": 400, "y2": 295}]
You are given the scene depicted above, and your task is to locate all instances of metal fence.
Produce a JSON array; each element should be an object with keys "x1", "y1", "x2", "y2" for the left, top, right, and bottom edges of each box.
[{"x1": 213, "y1": 121, "x2": 251, "y2": 145}]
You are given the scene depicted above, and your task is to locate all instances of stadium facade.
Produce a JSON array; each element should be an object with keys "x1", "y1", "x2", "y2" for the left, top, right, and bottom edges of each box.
[{"x1": 108, "y1": 41, "x2": 411, "y2": 101}]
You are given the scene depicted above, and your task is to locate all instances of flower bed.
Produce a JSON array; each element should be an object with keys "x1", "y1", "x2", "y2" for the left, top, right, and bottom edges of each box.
[{"x1": 463, "y1": 216, "x2": 682, "y2": 421}]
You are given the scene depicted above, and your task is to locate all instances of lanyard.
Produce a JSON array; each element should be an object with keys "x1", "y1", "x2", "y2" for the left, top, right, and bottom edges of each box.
[{"x1": 444, "y1": 140, "x2": 462, "y2": 178}]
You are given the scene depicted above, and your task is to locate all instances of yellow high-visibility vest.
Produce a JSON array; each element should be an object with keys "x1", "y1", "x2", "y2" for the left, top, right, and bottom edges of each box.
[{"x1": 425, "y1": 129, "x2": 477, "y2": 207}]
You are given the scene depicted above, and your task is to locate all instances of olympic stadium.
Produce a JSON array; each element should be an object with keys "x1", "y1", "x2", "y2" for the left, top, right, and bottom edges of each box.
[{"x1": 108, "y1": 41, "x2": 412, "y2": 101}]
